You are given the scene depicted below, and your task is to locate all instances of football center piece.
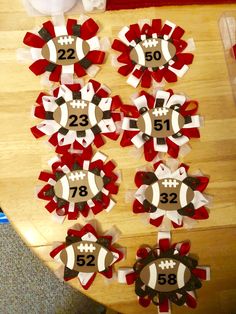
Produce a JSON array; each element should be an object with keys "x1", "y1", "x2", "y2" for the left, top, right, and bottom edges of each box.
[
  {"x1": 121, "y1": 89, "x2": 201, "y2": 161},
  {"x1": 23, "y1": 17, "x2": 105, "y2": 82},
  {"x1": 130, "y1": 37, "x2": 176, "y2": 69},
  {"x1": 112, "y1": 19, "x2": 194, "y2": 88},
  {"x1": 133, "y1": 161, "x2": 209, "y2": 228},
  {"x1": 38, "y1": 150, "x2": 119, "y2": 221},
  {"x1": 118, "y1": 232, "x2": 210, "y2": 313},
  {"x1": 31, "y1": 81, "x2": 121, "y2": 154},
  {"x1": 51, "y1": 224, "x2": 123, "y2": 289}
]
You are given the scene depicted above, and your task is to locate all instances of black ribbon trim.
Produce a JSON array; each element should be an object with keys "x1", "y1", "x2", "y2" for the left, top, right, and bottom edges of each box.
[
  {"x1": 103, "y1": 110, "x2": 112, "y2": 119},
  {"x1": 64, "y1": 266, "x2": 78, "y2": 280},
  {"x1": 91, "y1": 124, "x2": 101, "y2": 135},
  {"x1": 45, "y1": 62, "x2": 57, "y2": 73},
  {"x1": 72, "y1": 24, "x2": 81, "y2": 37},
  {"x1": 178, "y1": 203, "x2": 195, "y2": 217},
  {"x1": 79, "y1": 58, "x2": 92, "y2": 69},
  {"x1": 72, "y1": 91, "x2": 81, "y2": 100},
  {"x1": 155, "y1": 98, "x2": 165, "y2": 107},
  {"x1": 76, "y1": 130, "x2": 86, "y2": 138},
  {"x1": 183, "y1": 176, "x2": 200, "y2": 190},
  {"x1": 91, "y1": 94, "x2": 101, "y2": 106},
  {"x1": 38, "y1": 27, "x2": 52, "y2": 42},
  {"x1": 55, "y1": 96, "x2": 66, "y2": 106},
  {"x1": 156, "y1": 137, "x2": 166, "y2": 145},
  {"x1": 65, "y1": 235, "x2": 82, "y2": 245},
  {"x1": 45, "y1": 112, "x2": 54, "y2": 120},
  {"x1": 185, "y1": 115, "x2": 192, "y2": 124},
  {"x1": 58, "y1": 127, "x2": 69, "y2": 135}
]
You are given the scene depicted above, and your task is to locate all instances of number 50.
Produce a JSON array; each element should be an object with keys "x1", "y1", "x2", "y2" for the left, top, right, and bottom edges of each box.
[{"x1": 145, "y1": 51, "x2": 161, "y2": 61}]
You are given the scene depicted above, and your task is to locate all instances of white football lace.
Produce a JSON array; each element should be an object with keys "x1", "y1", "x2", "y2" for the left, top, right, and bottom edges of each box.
[
  {"x1": 70, "y1": 100, "x2": 88, "y2": 109},
  {"x1": 161, "y1": 179, "x2": 179, "y2": 188},
  {"x1": 77, "y1": 243, "x2": 96, "y2": 253},
  {"x1": 142, "y1": 38, "x2": 159, "y2": 48},
  {"x1": 57, "y1": 36, "x2": 75, "y2": 46},
  {"x1": 152, "y1": 107, "x2": 169, "y2": 117},
  {"x1": 68, "y1": 171, "x2": 86, "y2": 181},
  {"x1": 158, "y1": 259, "x2": 176, "y2": 270}
]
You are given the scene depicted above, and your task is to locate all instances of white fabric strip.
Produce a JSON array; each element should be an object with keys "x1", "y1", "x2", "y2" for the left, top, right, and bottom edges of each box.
[
  {"x1": 54, "y1": 25, "x2": 68, "y2": 37},
  {"x1": 122, "y1": 117, "x2": 136, "y2": 131},
  {"x1": 117, "y1": 268, "x2": 133, "y2": 283},
  {"x1": 98, "y1": 247, "x2": 107, "y2": 271},
  {"x1": 172, "y1": 167, "x2": 187, "y2": 181},
  {"x1": 135, "y1": 184, "x2": 148, "y2": 197},
  {"x1": 91, "y1": 151, "x2": 107, "y2": 162},
  {"x1": 153, "y1": 139, "x2": 168, "y2": 152},
  {"x1": 68, "y1": 202, "x2": 75, "y2": 212},
  {"x1": 127, "y1": 67, "x2": 142, "y2": 88},
  {"x1": 60, "y1": 103, "x2": 68, "y2": 127},
  {"x1": 180, "y1": 183, "x2": 188, "y2": 207},
  {"x1": 61, "y1": 175, "x2": 69, "y2": 200},
  {"x1": 30, "y1": 47, "x2": 42, "y2": 61},
  {"x1": 164, "y1": 20, "x2": 176, "y2": 37},
  {"x1": 87, "y1": 36, "x2": 100, "y2": 50},
  {"x1": 135, "y1": 44, "x2": 145, "y2": 65},
  {"x1": 61, "y1": 130, "x2": 76, "y2": 145},
  {"x1": 172, "y1": 110, "x2": 181, "y2": 134},
  {"x1": 118, "y1": 26, "x2": 131, "y2": 46},
  {"x1": 37, "y1": 120, "x2": 60, "y2": 135},
  {"x1": 66, "y1": 245, "x2": 75, "y2": 270},
  {"x1": 131, "y1": 133, "x2": 146, "y2": 148},
  {"x1": 168, "y1": 64, "x2": 189, "y2": 77},
  {"x1": 166, "y1": 211, "x2": 183, "y2": 225},
  {"x1": 166, "y1": 94, "x2": 186, "y2": 108},
  {"x1": 47, "y1": 40, "x2": 57, "y2": 63},
  {"x1": 42, "y1": 96, "x2": 58, "y2": 111},
  {"x1": 152, "y1": 182, "x2": 160, "y2": 207},
  {"x1": 105, "y1": 199, "x2": 116, "y2": 212},
  {"x1": 133, "y1": 95, "x2": 148, "y2": 110},
  {"x1": 169, "y1": 135, "x2": 189, "y2": 146},
  {"x1": 155, "y1": 164, "x2": 171, "y2": 179},
  {"x1": 81, "y1": 83, "x2": 95, "y2": 101},
  {"x1": 155, "y1": 90, "x2": 170, "y2": 107},
  {"x1": 158, "y1": 231, "x2": 171, "y2": 242},
  {"x1": 81, "y1": 232, "x2": 97, "y2": 242},
  {"x1": 196, "y1": 266, "x2": 211, "y2": 280},
  {"x1": 148, "y1": 263, "x2": 157, "y2": 290},
  {"x1": 76, "y1": 37, "x2": 85, "y2": 60},
  {"x1": 98, "y1": 98, "x2": 112, "y2": 111},
  {"x1": 88, "y1": 103, "x2": 97, "y2": 126},
  {"x1": 177, "y1": 263, "x2": 186, "y2": 288},
  {"x1": 58, "y1": 85, "x2": 73, "y2": 100},
  {"x1": 78, "y1": 272, "x2": 94, "y2": 286},
  {"x1": 184, "y1": 115, "x2": 200, "y2": 128},
  {"x1": 192, "y1": 191, "x2": 209, "y2": 209},
  {"x1": 62, "y1": 64, "x2": 74, "y2": 74},
  {"x1": 143, "y1": 112, "x2": 152, "y2": 135},
  {"x1": 88, "y1": 172, "x2": 99, "y2": 196},
  {"x1": 162, "y1": 39, "x2": 172, "y2": 62},
  {"x1": 149, "y1": 208, "x2": 165, "y2": 220}
]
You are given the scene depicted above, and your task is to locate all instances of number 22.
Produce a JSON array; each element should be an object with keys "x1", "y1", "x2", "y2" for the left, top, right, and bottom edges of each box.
[{"x1": 58, "y1": 48, "x2": 75, "y2": 60}]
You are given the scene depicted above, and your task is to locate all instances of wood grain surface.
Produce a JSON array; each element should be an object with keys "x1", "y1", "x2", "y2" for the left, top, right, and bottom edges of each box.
[{"x1": 0, "y1": 2, "x2": 236, "y2": 313}]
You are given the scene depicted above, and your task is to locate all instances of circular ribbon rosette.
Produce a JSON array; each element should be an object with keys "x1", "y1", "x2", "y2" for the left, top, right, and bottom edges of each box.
[
  {"x1": 38, "y1": 150, "x2": 119, "y2": 221},
  {"x1": 50, "y1": 223, "x2": 123, "y2": 289},
  {"x1": 133, "y1": 161, "x2": 209, "y2": 228},
  {"x1": 23, "y1": 17, "x2": 105, "y2": 82},
  {"x1": 118, "y1": 232, "x2": 210, "y2": 313},
  {"x1": 112, "y1": 19, "x2": 194, "y2": 88},
  {"x1": 121, "y1": 89, "x2": 201, "y2": 161},
  {"x1": 31, "y1": 80, "x2": 121, "y2": 154}
]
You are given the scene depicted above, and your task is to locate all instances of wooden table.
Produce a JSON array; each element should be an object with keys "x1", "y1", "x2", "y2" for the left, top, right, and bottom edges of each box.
[{"x1": 1, "y1": 2, "x2": 236, "y2": 313}]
